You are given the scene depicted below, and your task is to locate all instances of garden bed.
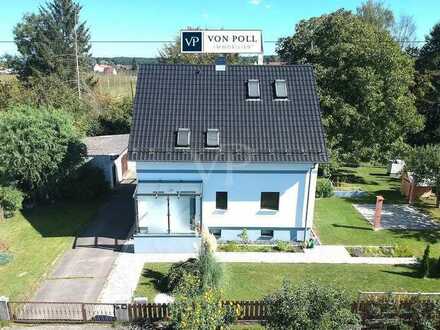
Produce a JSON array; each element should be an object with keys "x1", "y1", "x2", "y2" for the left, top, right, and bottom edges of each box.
[
  {"x1": 346, "y1": 245, "x2": 414, "y2": 257},
  {"x1": 218, "y1": 242, "x2": 303, "y2": 253}
]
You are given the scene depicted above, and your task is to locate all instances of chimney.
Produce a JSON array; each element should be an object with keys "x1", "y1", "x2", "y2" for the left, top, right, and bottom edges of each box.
[{"x1": 215, "y1": 56, "x2": 226, "y2": 71}]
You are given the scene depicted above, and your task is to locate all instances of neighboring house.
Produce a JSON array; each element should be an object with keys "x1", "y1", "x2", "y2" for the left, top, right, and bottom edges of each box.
[
  {"x1": 93, "y1": 64, "x2": 117, "y2": 75},
  {"x1": 83, "y1": 134, "x2": 132, "y2": 189},
  {"x1": 128, "y1": 63, "x2": 328, "y2": 253},
  {"x1": 401, "y1": 171, "x2": 433, "y2": 203}
]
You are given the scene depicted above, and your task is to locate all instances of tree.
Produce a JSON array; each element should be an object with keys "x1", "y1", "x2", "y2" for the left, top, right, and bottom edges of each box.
[
  {"x1": 406, "y1": 144, "x2": 440, "y2": 208},
  {"x1": 159, "y1": 33, "x2": 240, "y2": 65},
  {"x1": 0, "y1": 106, "x2": 85, "y2": 201},
  {"x1": 412, "y1": 23, "x2": 440, "y2": 145},
  {"x1": 12, "y1": 0, "x2": 91, "y2": 86},
  {"x1": 277, "y1": 10, "x2": 424, "y2": 163},
  {"x1": 357, "y1": 1, "x2": 417, "y2": 49},
  {"x1": 356, "y1": 0, "x2": 394, "y2": 31},
  {"x1": 131, "y1": 58, "x2": 138, "y2": 71}
]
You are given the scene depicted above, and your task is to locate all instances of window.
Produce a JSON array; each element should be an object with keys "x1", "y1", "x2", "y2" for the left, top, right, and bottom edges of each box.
[
  {"x1": 176, "y1": 128, "x2": 190, "y2": 147},
  {"x1": 206, "y1": 129, "x2": 220, "y2": 147},
  {"x1": 260, "y1": 229, "x2": 274, "y2": 239},
  {"x1": 274, "y1": 79, "x2": 288, "y2": 99},
  {"x1": 210, "y1": 228, "x2": 222, "y2": 239},
  {"x1": 247, "y1": 79, "x2": 260, "y2": 99},
  {"x1": 216, "y1": 191, "x2": 228, "y2": 210},
  {"x1": 260, "y1": 192, "x2": 279, "y2": 210}
]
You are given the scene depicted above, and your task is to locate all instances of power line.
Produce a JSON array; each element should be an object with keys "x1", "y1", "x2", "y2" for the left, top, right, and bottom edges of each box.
[{"x1": 0, "y1": 40, "x2": 428, "y2": 44}]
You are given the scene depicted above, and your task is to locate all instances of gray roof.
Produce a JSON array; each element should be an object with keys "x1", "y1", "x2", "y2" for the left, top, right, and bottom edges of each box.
[
  {"x1": 83, "y1": 134, "x2": 129, "y2": 156},
  {"x1": 129, "y1": 64, "x2": 327, "y2": 163}
]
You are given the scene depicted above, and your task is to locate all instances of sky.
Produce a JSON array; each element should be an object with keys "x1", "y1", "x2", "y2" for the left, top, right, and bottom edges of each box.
[{"x1": 1, "y1": 0, "x2": 439, "y2": 57}]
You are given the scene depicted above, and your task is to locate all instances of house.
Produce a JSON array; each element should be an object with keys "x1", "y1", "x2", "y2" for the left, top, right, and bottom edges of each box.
[
  {"x1": 401, "y1": 171, "x2": 433, "y2": 203},
  {"x1": 128, "y1": 63, "x2": 328, "y2": 253},
  {"x1": 93, "y1": 64, "x2": 117, "y2": 75},
  {"x1": 83, "y1": 134, "x2": 133, "y2": 189}
]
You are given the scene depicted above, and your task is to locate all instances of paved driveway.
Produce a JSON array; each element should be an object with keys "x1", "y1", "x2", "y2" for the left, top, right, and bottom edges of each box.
[
  {"x1": 353, "y1": 204, "x2": 439, "y2": 230},
  {"x1": 33, "y1": 183, "x2": 135, "y2": 302}
]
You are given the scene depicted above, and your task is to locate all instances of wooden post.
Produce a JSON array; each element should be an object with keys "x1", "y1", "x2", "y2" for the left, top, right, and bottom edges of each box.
[{"x1": 373, "y1": 196, "x2": 384, "y2": 231}]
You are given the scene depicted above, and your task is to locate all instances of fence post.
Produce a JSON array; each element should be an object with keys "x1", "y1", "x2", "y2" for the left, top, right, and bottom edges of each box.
[
  {"x1": 0, "y1": 296, "x2": 10, "y2": 321},
  {"x1": 81, "y1": 303, "x2": 87, "y2": 322},
  {"x1": 115, "y1": 304, "x2": 130, "y2": 322}
]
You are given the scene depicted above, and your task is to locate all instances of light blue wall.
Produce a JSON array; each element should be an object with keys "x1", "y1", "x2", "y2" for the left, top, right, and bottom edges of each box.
[{"x1": 134, "y1": 235, "x2": 201, "y2": 253}]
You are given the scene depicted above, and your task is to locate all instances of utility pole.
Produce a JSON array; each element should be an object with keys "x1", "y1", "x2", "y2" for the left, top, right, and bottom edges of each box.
[{"x1": 73, "y1": 14, "x2": 81, "y2": 99}]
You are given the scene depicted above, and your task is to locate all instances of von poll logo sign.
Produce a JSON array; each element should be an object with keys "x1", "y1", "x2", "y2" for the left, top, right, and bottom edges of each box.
[{"x1": 181, "y1": 30, "x2": 263, "y2": 54}]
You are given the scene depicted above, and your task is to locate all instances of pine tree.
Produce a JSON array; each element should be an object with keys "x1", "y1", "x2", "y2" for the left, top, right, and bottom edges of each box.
[
  {"x1": 131, "y1": 58, "x2": 138, "y2": 71},
  {"x1": 12, "y1": 0, "x2": 91, "y2": 86},
  {"x1": 420, "y1": 245, "x2": 431, "y2": 278}
]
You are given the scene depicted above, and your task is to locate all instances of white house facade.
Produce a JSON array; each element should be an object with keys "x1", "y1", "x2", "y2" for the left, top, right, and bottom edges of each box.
[{"x1": 129, "y1": 63, "x2": 327, "y2": 253}]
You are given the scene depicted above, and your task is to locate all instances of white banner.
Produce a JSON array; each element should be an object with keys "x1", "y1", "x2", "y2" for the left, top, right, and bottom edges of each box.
[{"x1": 181, "y1": 30, "x2": 263, "y2": 54}]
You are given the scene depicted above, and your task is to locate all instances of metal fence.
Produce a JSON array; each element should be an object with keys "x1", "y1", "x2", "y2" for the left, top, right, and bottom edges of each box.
[{"x1": 8, "y1": 301, "x2": 116, "y2": 323}]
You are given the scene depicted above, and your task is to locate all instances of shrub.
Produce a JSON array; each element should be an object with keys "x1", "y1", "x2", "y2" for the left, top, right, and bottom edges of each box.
[
  {"x1": 263, "y1": 281, "x2": 360, "y2": 330},
  {"x1": 164, "y1": 258, "x2": 200, "y2": 292},
  {"x1": 239, "y1": 228, "x2": 249, "y2": 243},
  {"x1": 316, "y1": 178, "x2": 334, "y2": 198},
  {"x1": 168, "y1": 274, "x2": 238, "y2": 330},
  {"x1": 164, "y1": 237, "x2": 223, "y2": 292},
  {"x1": 420, "y1": 245, "x2": 431, "y2": 278},
  {"x1": 0, "y1": 186, "x2": 24, "y2": 217},
  {"x1": 221, "y1": 241, "x2": 238, "y2": 252},
  {"x1": 0, "y1": 106, "x2": 85, "y2": 201},
  {"x1": 275, "y1": 240, "x2": 291, "y2": 252},
  {"x1": 198, "y1": 242, "x2": 223, "y2": 290},
  {"x1": 392, "y1": 244, "x2": 413, "y2": 257},
  {"x1": 61, "y1": 163, "x2": 109, "y2": 201}
]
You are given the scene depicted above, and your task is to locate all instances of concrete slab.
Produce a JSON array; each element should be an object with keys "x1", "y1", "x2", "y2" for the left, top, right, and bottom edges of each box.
[{"x1": 353, "y1": 204, "x2": 439, "y2": 230}]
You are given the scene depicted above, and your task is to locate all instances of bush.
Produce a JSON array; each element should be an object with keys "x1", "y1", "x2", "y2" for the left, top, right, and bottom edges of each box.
[
  {"x1": 221, "y1": 241, "x2": 238, "y2": 252},
  {"x1": 275, "y1": 240, "x2": 291, "y2": 252},
  {"x1": 264, "y1": 281, "x2": 360, "y2": 330},
  {"x1": 198, "y1": 242, "x2": 223, "y2": 290},
  {"x1": 316, "y1": 178, "x2": 334, "y2": 198},
  {"x1": 168, "y1": 274, "x2": 238, "y2": 330},
  {"x1": 61, "y1": 163, "x2": 109, "y2": 201},
  {"x1": 420, "y1": 245, "x2": 431, "y2": 278},
  {"x1": 164, "y1": 258, "x2": 200, "y2": 292},
  {"x1": 0, "y1": 186, "x2": 24, "y2": 217},
  {"x1": 164, "y1": 238, "x2": 223, "y2": 292},
  {"x1": 0, "y1": 106, "x2": 85, "y2": 201},
  {"x1": 239, "y1": 228, "x2": 249, "y2": 243}
]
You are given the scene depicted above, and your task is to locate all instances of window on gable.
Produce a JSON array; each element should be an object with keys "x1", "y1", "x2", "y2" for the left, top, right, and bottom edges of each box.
[
  {"x1": 260, "y1": 192, "x2": 280, "y2": 210},
  {"x1": 216, "y1": 191, "x2": 228, "y2": 210},
  {"x1": 176, "y1": 128, "x2": 190, "y2": 147},
  {"x1": 206, "y1": 129, "x2": 220, "y2": 147},
  {"x1": 274, "y1": 79, "x2": 288, "y2": 99},
  {"x1": 247, "y1": 79, "x2": 260, "y2": 99}
]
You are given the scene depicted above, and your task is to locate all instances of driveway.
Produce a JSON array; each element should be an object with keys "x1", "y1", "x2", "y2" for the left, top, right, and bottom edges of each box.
[
  {"x1": 33, "y1": 183, "x2": 135, "y2": 302},
  {"x1": 353, "y1": 204, "x2": 439, "y2": 230}
]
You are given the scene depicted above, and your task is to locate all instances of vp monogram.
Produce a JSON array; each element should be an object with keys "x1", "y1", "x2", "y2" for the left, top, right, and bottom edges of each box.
[{"x1": 181, "y1": 31, "x2": 202, "y2": 52}]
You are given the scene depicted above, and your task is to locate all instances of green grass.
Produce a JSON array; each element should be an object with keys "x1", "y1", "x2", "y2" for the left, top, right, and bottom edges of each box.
[
  {"x1": 95, "y1": 73, "x2": 137, "y2": 97},
  {"x1": 135, "y1": 263, "x2": 440, "y2": 301},
  {"x1": 0, "y1": 201, "x2": 99, "y2": 300},
  {"x1": 315, "y1": 166, "x2": 440, "y2": 257}
]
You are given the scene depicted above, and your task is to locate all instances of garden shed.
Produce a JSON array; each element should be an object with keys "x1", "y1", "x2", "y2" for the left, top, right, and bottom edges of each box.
[{"x1": 83, "y1": 134, "x2": 133, "y2": 189}]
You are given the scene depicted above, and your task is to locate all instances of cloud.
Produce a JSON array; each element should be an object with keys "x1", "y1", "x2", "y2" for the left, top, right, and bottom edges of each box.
[
  {"x1": 249, "y1": 0, "x2": 262, "y2": 5},
  {"x1": 265, "y1": 4, "x2": 272, "y2": 9}
]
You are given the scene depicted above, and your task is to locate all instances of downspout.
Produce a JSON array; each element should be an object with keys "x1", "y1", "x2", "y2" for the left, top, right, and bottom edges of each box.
[{"x1": 303, "y1": 165, "x2": 314, "y2": 243}]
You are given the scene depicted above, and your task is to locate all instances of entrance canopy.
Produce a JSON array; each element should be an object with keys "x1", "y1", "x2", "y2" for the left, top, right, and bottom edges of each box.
[{"x1": 135, "y1": 181, "x2": 202, "y2": 236}]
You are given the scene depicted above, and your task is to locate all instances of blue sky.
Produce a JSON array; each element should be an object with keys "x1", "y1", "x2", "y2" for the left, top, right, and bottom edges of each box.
[{"x1": 1, "y1": 0, "x2": 439, "y2": 57}]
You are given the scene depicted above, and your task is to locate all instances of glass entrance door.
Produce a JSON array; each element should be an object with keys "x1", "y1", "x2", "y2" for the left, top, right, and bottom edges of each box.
[{"x1": 169, "y1": 196, "x2": 196, "y2": 233}]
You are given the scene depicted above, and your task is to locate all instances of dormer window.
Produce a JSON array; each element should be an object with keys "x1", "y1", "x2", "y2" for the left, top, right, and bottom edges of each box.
[
  {"x1": 206, "y1": 129, "x2": 220, "y2": 147},
  {"x1": 274, "y1": 79, "x2": 288, "y2": 99},
  {"x1": 247, "y1": 79, "x2": 260, "y2": 99},
  {"x1": 176, "y1": 128, "x2": 190, "y2": 147}
]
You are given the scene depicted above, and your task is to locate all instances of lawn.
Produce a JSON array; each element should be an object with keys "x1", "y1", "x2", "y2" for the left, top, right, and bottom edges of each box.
[
  {"x1": 0, "y1": 201, "x2": 99, "y2": 300},
  {"x1": 315, "y1": 166, "x2": 440, "y2": 257},
  {"x1": 135, "y1": 263, "x2": 440, "y2": 301}
]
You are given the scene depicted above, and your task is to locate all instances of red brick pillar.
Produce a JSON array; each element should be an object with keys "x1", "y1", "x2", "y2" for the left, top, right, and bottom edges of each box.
[{"x1": 373, "y1": 196, "x2": 384, "y2": 231}]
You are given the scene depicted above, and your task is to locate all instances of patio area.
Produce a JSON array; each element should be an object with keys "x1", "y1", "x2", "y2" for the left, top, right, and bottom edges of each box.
[{"x1": 353, "y1": 204, "x2": 440, "y2": 230}]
